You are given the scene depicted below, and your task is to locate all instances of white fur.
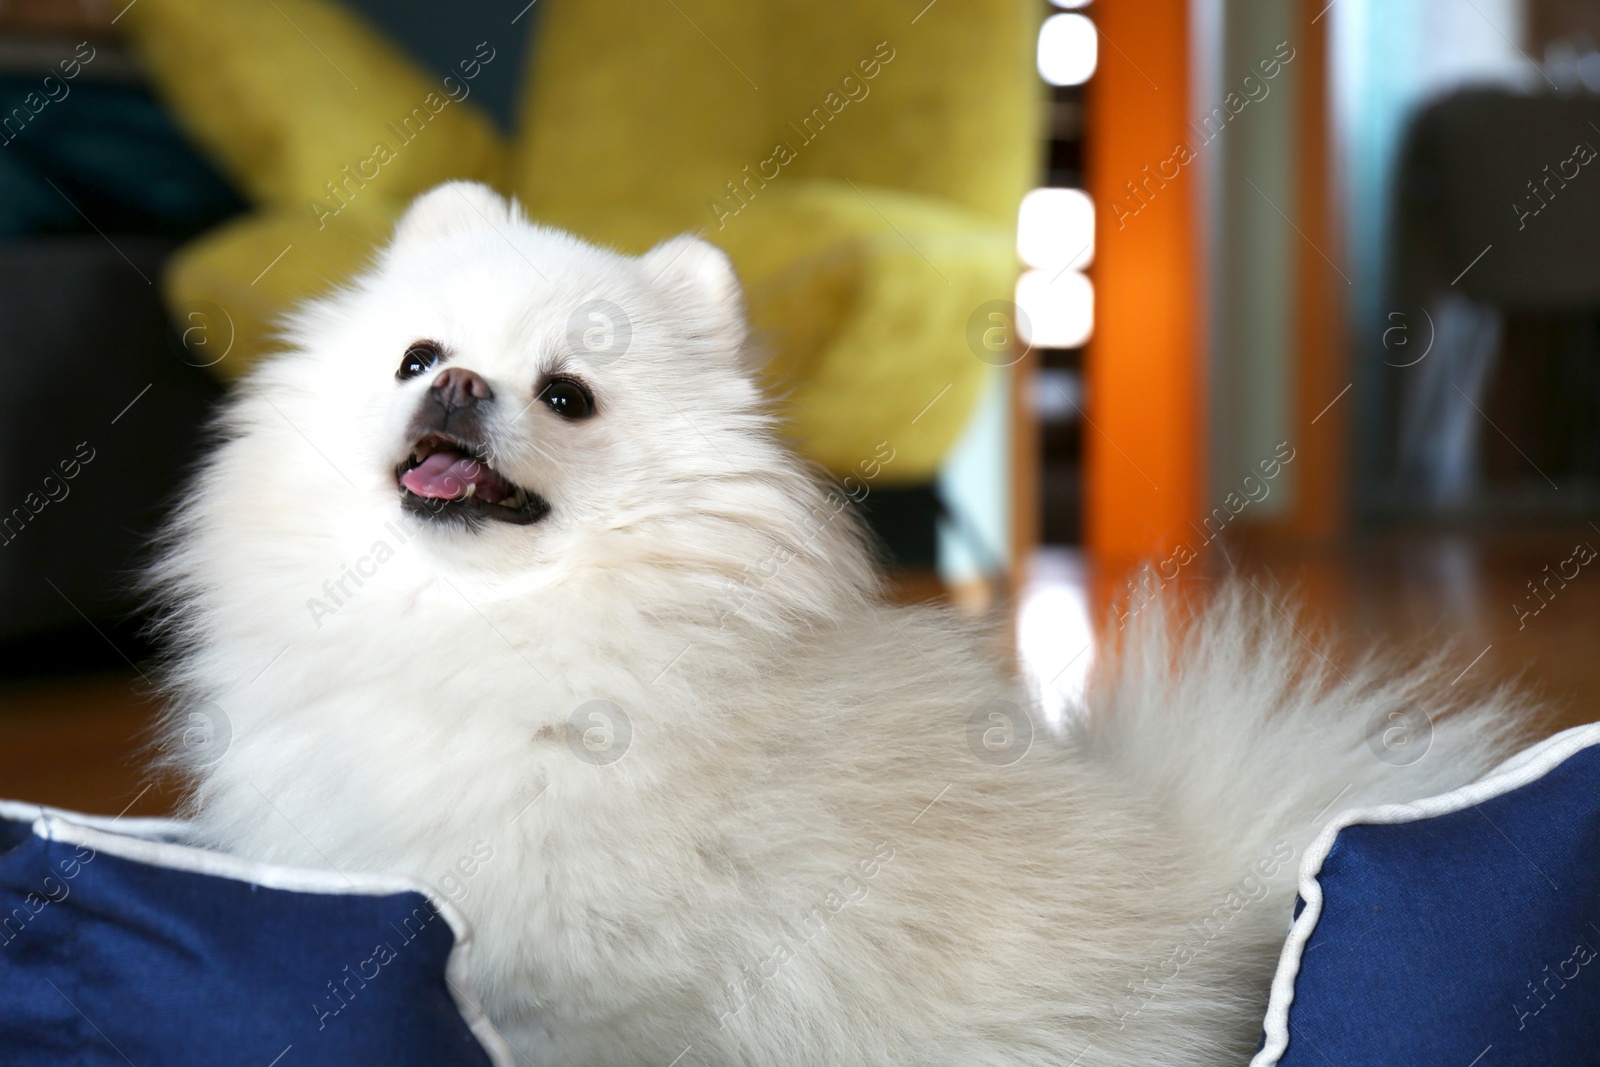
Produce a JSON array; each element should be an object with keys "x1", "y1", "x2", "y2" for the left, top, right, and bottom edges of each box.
[{"x1": 147, "y1": 182, "x2": 1529, "y2": 1066}]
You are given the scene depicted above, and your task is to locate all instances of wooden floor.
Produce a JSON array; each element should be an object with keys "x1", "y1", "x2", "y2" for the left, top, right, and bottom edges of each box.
[
  {"x1": 0, "y1": 672, "x2": 175, "y2": 817},
  {"x1": 1221, "y1": 523, "x2": 1600, "y2": 738},
  {"x1": 1, "y1": 523, "x2": 1596, "y2": 818}
]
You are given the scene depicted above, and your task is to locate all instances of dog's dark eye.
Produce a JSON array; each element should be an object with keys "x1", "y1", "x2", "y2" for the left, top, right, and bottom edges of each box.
[
  {"x1": 540, "y1": 377, "x2": 594, "y2": 420},
  {"x1": 397, "y1": 342, "x2": 443, "y2": 381}
]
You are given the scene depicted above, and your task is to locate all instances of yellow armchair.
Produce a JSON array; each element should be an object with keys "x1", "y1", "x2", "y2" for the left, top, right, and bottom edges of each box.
[{"x1": 123, "y1": 0, "x2": 1039, "y2": 482}]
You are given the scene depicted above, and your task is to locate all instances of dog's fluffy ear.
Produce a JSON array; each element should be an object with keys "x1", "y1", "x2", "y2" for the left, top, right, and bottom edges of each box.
[
  {"x1": 391, "y1": 181, "x2": 515, "y2": 250},
  {"x1": 641, "y1": 236, "x2": 750, "y2": 357},
  {"x1": 642, "y1": 235, "x2": 742, "y2": 310}
]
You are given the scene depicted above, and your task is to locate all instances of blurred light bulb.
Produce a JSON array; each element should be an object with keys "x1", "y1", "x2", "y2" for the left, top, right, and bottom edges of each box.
[
  {"x1": 1038, "y1": 14, "x2": 1097, "y2": 86},
  {"x1": 1050, "y1": 0, "x2": 1093, "y2": 7},
  {"x1": 1017, "y1": 579, "x2": 1094, "y2": 726},
  {"x1": 1017, "y1": 187, "x2": 1094, "y2": 270},
  {"x1": 1015, "y1": 269, "x2": 1093, "y2": 349}
]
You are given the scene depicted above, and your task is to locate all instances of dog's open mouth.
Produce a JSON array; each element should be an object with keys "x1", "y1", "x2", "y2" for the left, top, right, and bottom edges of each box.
[{"x1": 396, "y1": 433, "x2": 550, "y2": 525}]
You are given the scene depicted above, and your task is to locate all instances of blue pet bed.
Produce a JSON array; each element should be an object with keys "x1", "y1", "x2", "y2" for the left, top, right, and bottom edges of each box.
[
  {"x1": 1253, "y1": 721, "x2": 1600, "y2": 1066},
  {"x1": 0, "y1": 801, "x2": 513, "y2": 1065},
  {"x1": 2, "y1": 723, "x2": 1596, "y2": 1065}
]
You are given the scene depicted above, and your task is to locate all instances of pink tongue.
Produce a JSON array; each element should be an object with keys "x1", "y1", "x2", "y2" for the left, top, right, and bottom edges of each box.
[{"x1": 401, "y1": 452, "x2": 485, "y2": 500}]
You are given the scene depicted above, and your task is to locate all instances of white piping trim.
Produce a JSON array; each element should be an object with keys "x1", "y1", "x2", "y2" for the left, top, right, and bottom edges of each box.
[
  {"x1": 0, "y1": 800, "x2": 517, "y2": 1067},
  {"x1": 1250, "y1": 721, "x2": 1600, "y2": 1067},
  {"x1": 0, "y1": 798, "x2": 188, "y2": 841}
]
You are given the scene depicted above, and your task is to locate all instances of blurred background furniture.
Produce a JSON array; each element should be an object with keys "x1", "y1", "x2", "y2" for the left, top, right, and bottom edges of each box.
[
  {"x1": 1389, "y1": 89, "x2": 1600, "y2": 512},
  {"x1": 0, "y1": 239, "x2": 219, "y2": 650},
  {"x1": 0, "y1": 16, "x2": 232, "y2": 653}
]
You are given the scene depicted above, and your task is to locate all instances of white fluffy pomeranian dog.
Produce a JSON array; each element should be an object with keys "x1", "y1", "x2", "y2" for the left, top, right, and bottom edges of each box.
[{"x1": 148, "y1": 181, "x2": 1526, "y2": 1066}]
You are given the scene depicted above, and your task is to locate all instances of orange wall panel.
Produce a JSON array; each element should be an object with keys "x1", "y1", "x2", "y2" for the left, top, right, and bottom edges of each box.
[{"x1": 1085, "y1": 0, "x2": 1204, "y2": 564}]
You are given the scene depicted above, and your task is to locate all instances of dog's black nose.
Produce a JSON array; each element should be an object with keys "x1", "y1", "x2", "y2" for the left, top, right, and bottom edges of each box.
[{"x1": 432, "y1": 367, "x2": 493, "y2": 411}]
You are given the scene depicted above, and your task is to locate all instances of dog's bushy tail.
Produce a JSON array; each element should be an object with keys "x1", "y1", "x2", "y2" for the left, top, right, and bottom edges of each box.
[{"x1": 1075, "y1": 581, "x2": 1532, "y2": 880}]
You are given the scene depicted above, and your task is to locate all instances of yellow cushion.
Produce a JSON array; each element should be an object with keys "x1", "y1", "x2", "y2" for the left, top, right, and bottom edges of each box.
[
  {"x1": 161, "y1": 204, "x2": 399, "y2": 378},
  {"x1": 511, "y1": 0, "x2": 1038, "y2": 227},
  {"x1": 120, "y1": 0, "x2": 505, "y2": 209},
  {"x1": 717, "y1": 181, "x2": 1014, "y2": 481}
]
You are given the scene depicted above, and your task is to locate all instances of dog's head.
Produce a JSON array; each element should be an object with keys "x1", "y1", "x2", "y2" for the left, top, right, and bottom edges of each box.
[
  {"x1": 369, "y1": 183, "x2": 757, "y2": 540},
  {"x1": 250, "y1": 183, "x2": 777, "y2": 559}
]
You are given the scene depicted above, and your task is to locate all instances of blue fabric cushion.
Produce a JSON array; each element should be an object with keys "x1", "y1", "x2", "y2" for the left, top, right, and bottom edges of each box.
[
  {"x1": 1255, "y1": 724, "x2": 1600, "y2": 1066},
  {"x1": 0, "y1": 806, "x2": 507, "y2": 1065}
]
